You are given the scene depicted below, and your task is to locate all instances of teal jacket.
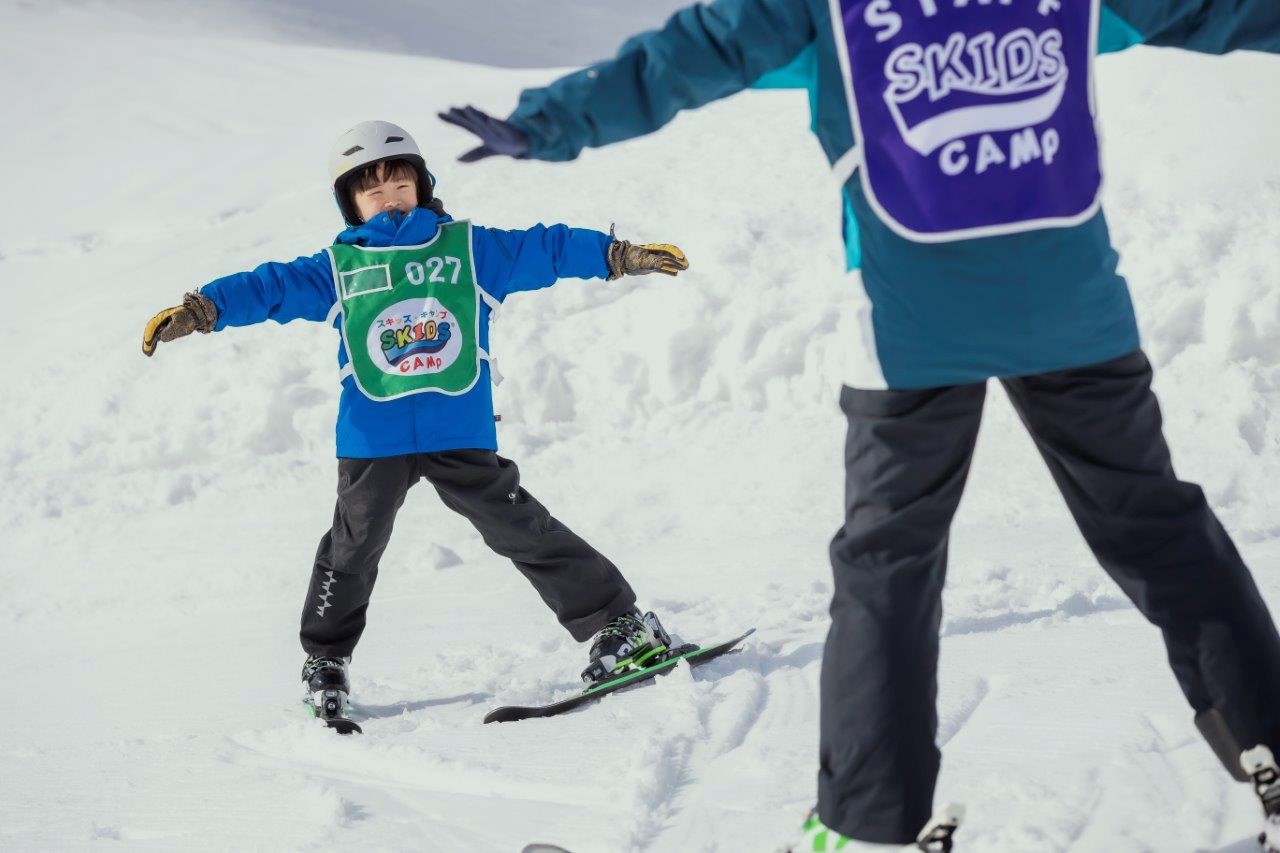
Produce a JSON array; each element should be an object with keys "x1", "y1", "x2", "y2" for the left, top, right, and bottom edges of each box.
[{"x1": 507, "y1": 0, "x2": 1278, "y2": 389}]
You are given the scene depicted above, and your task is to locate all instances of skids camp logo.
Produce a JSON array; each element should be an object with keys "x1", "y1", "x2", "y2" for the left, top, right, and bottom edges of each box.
[
  {"x1": 365, "y1": 298, "x2": 462, "y2": 376},
  {"x1": 857, "y1": 0, "x2": 1075, "y2": 177},
  {"x1": 838, "y1": 0, "x2": 1099, "y2": 236},
  {"x1": 383, "y1": 315, "x2": 452, "y2": 365},
  {"x1": 884, "y1": 27, "x2": 1066, "y2": 157}
]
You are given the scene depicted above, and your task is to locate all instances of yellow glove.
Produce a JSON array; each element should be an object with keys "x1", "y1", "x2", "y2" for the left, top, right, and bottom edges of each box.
[
  {"x1": 606, "y1": 238, "x2": 690, "y2": 281},
  {"x1": 142, "y1": 292, "x2": 218, "y2": 357}
]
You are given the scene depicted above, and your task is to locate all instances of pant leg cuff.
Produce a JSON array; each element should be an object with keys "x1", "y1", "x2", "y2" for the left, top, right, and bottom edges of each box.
[{"x1": 562, "y1": 589, "x2": 638, "y2": 642}]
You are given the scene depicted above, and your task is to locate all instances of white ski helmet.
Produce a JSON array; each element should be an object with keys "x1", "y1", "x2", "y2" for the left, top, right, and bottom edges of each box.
[{"x1": 328, "y1": 120, "x2": 436, "y2": 225}]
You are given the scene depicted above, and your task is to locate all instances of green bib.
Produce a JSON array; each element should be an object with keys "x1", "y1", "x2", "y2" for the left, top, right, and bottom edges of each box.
[{"x1": 327, "y1": 221, "x2": 492, "y2": 401}]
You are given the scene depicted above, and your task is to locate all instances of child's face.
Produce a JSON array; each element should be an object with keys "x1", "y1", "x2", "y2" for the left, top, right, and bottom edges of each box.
[{"x1": 352, "y1": 164, "x2": 419, "y2": 223}]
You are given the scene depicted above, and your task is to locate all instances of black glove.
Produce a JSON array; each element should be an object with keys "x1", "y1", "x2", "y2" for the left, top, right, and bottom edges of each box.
[
  {"x1": 142, "y1": 292, "x2": 218, "y2": 357},
  {"x1": 438, "y1": 106, "x2": 530, "y2": 163}
]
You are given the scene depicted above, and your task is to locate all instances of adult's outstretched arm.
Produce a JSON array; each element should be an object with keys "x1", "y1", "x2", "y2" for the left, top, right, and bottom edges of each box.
[
  {"x1": 1106, "y1": 0, "x2": 1280, "y2": 53},
  {"x1": 505, "y1": 0, "x2": 817, "y2": 162}
]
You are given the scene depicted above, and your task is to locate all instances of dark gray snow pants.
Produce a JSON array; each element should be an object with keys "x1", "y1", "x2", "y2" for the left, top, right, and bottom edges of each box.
[
  {"x1": 299, "y1": 450, "x2": 637, "y2": 658},
  {"x1": 818, "y1": 350, "x2": 1280, "y2": 843}
]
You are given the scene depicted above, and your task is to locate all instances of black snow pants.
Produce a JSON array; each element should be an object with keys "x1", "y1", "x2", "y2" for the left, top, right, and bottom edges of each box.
[
  {"x1": 299, "y1": 450, "x2": 637, "y2": 658},
  {"x1": 817, "y1": 350, "x2": 1280, "y2": 843}
]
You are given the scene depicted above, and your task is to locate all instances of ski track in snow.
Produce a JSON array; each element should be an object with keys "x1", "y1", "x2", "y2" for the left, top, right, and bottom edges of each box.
[{"x1": 3, "y1": 3, "x2": 1280, "y2": 851}]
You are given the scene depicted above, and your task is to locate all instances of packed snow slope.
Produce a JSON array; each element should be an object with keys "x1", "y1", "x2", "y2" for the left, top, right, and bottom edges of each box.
[
  {"x1": 3, "y1": 3, "x2": 1280, "y2": 851},
  {"x1": 19, "y1": 0, "x2": 692, "y2": 68}
]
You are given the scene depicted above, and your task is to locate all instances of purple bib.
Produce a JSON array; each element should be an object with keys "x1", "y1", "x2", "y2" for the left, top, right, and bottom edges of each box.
[{"x1": 832, "y1": 0, "x2": 1102, "y2": 241}]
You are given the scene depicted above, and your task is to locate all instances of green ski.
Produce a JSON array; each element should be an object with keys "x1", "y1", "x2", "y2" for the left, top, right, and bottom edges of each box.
[{"x1": 484, "y1": 629, "x2": 755, "y2": 724}]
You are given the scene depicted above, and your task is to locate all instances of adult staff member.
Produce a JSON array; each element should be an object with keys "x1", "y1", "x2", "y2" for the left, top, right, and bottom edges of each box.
[{"x1": 441, "y1": 1, "x2": 1280, "y2": 849}]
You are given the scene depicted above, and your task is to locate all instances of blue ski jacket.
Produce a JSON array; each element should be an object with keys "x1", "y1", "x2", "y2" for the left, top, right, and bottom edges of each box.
[
  {"x1": 199, "y1": 208, "x2": 612, "y2": 457},
  {"x1": 505, "y1": 0, "x2": 1278, "y2": 389}
]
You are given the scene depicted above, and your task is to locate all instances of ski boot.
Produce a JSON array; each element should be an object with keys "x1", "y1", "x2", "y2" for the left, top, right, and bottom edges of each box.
[
  {"x1": 580, "y1": 610, "x2": 673, "y2": 684},
  {"x1": 302, "y1": 655, "x2": 361, "y2": 735},
  {"x1": 787, "y1": 803, "x2": 964, "y2": 852},
  {"x1": 1242, "y1": 745, "x2": 1280, "y2": 852}
]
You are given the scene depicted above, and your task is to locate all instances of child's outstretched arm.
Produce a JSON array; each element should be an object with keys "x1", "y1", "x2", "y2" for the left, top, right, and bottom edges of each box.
[
  {"x1": 141, "y1": 253, "x2": 336, "y2": 357},
  {"x1": 474, "y1": 224, "x2": 688, "y2": 301}
]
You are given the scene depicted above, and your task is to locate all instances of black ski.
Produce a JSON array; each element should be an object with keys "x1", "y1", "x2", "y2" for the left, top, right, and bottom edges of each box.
[
  {"x1": 484, "y1": 629, "x2": 755, "y2": 724},
  {"x1": 322, "y1": 717, "x2": 362, "y2": 735}
]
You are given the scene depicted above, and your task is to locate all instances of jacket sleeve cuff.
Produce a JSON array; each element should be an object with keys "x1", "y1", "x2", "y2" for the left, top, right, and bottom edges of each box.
[{"x1": 199, "y1": 284, "x2": 230, "y2": 332}]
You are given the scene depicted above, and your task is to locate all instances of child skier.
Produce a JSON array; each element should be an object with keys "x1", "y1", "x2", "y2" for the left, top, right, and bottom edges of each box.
[
  {"x1": 438, "y1": 0, "x2": 1280, "y2": 849},
  {"x1": 141, "y1": 120, "x2": 690, "y2": 728}
]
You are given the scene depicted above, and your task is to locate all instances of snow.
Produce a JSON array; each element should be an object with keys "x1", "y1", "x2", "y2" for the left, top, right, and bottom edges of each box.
[{"x1": 2, "y1": 2, "x2": 1280, "y2": 850}]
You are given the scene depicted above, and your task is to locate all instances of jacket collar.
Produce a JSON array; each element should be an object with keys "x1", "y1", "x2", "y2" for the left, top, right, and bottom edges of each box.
[{"x1": 335, "y1": 207, "x2": 454, "y2": 248}]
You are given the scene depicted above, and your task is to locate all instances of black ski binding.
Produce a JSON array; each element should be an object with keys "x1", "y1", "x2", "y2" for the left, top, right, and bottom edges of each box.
[{"x1": 309, "y1": 688, "x2": 362, "y2": 735}]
